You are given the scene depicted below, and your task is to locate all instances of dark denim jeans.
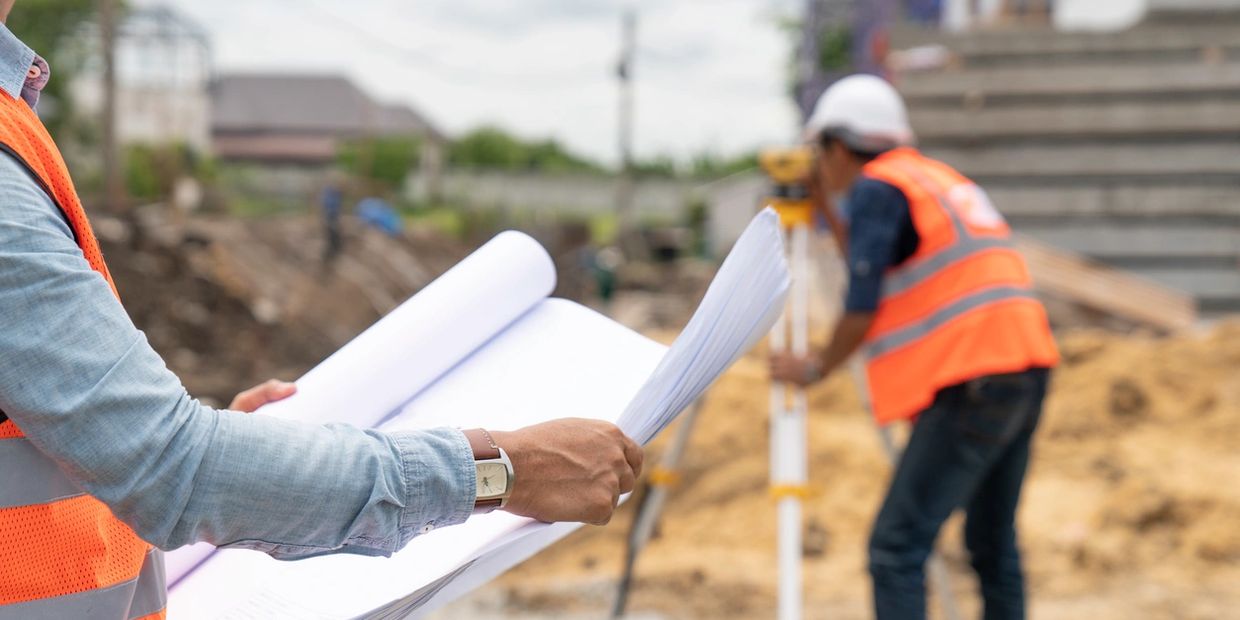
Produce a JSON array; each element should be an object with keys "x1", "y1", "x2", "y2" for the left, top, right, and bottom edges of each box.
[{"x1": 869, "y1": 367, "x2": 1050, "y2": 620}]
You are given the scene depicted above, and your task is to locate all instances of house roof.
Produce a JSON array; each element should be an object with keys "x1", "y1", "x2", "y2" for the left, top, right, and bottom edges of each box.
[{"x1": 211, "y1": 73, "x2": 442, "y2": 141}]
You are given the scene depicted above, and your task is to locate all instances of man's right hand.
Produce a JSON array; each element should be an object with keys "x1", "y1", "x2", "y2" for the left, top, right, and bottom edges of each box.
[{"x1": 490, "y1": 418, "x2": 642, "y2": 526}]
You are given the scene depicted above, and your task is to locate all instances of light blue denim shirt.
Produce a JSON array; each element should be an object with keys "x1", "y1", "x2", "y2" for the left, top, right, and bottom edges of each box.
[{"x1": 0, "y1": 23, "x2": 475, "y2": 558}]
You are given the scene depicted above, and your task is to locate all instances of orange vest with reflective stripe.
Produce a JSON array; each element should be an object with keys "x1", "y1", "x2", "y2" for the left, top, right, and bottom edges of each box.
[
  {"x1": 0, "y1": 89, "x2": 166, "y2": 619},
  {"x1": 859, "y1": 147, "x2": 1059, "y2": 425}
]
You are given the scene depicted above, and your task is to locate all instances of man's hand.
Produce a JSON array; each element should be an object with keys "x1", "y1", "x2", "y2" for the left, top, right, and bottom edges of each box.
[
  {"x1": 491, "y1": 418, "x2": 642, "y2": 526},
  {"x1": 769, "y1": 353, "x2": 823, "y2": 387},
  {"x1": 229, "y1": 379, "x2": 297, "y2": 413}
]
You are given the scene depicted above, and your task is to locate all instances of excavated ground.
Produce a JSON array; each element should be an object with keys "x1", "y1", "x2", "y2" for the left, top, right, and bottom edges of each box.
[
  {"x1": 463, "y1": 322, "x2": 1240, "y2": 620},
  {"x1": 100, "y1": 213, "x2": 1238, "y2": 619}
]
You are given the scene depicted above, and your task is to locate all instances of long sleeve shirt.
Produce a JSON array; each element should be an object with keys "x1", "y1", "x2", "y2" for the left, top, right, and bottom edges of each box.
[
  {"x1": 841, "y1": 177, "x2": 920, "y2": 313},
  {"x1": 0, "y1": 22, "x2": 475, "y2": 560}
]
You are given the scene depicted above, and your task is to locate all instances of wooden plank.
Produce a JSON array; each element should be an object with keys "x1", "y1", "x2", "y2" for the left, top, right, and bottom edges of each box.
[{"x1": 1015, "y1": 235, "x2": 1198, "y2": 331}]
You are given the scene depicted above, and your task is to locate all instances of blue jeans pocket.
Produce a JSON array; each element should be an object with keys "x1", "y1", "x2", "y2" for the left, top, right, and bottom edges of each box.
[{"x1": 957, "y1": 373, "x2": 1036, "y2": 445}]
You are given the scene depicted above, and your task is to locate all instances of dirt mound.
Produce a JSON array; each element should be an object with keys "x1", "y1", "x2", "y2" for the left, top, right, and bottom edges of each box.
[
  {"x1": 471, "y1": 321, "x2": 1240, "y2": 619},
  {"x1": 99, "y1": 209, "x2": 469, "y2": 405}
]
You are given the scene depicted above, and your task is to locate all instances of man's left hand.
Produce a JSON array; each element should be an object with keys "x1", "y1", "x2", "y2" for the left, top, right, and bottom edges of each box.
[
  {"x1": 229, "y1": 379, "x2": 297, "y2": 413},
  {"x1": 769, "y1": 353, "x2": 823, "y2": 387}
]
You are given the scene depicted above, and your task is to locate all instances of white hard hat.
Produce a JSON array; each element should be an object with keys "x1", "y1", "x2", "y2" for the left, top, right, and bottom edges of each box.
[{"x1": 804, "y1": 74, "x2": 914, "y2": 153}]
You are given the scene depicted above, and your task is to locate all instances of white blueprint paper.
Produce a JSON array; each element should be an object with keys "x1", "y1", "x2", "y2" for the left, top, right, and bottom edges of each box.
[{"x1": 167, "y1": 209, "x2": 789, "y2": 618}]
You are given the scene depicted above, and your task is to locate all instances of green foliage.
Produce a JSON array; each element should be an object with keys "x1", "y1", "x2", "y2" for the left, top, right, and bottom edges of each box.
[
  {"x1": 5, "y1": 0, "x2": 98, "y2": 140},
  {"x1": 688, "y1": 151, "x2": 759, "y2": 178},
  {"x1": 449, "y1": 126, "x2": 602, "y2": 174},
  {"x1": 817, "y1": 25, "x2": 853, "y2": 72},
  {"x1": 631, "y1": 154, "x2": 677, "y2": 179},
  {"x1": 337, "y1": 137, "x2": 421, "y2": 190},
  {"x1": 403, "y1": 204, "x2": 467, "y2": 239},
  {"x1": 123, "y1": 142, "x2": 203, "y2": 202},
  {"x1": 524, "y1": 139, "x2": 603, "y2": 174}
]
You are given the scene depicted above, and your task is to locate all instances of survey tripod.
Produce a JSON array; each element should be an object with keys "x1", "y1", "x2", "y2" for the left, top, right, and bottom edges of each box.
[{"x1": 610, "y1": 147, "x2": 959, "y2": 620}]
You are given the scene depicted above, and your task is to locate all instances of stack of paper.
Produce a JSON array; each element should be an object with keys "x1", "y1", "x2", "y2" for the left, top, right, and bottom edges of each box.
[{"x1": 166, "y1": 209, "x2": 789, "y2": 619}]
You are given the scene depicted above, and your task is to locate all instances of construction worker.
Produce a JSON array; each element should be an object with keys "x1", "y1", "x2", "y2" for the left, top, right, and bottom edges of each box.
[
  {"x1": 0, "y1": 8, "x2": 641, "y2": 619},
  {"x1": 770, "y1": 74, "x2": 1059, "y2": 620}
]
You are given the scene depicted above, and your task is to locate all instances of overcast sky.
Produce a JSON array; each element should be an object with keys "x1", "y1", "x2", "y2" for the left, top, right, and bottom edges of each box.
[{"x1": 134, "y1": 0, "x2": 803, "y2": 165}]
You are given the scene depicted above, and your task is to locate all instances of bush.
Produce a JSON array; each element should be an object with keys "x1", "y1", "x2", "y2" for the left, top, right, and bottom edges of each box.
[{"x1": 337, "y1": 137, "x2": 421, "y2": 191}]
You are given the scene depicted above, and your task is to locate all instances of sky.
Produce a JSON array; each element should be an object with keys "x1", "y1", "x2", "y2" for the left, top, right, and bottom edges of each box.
[{"x1": 133, "y1": 0, "x2": 804, "y2": 166}]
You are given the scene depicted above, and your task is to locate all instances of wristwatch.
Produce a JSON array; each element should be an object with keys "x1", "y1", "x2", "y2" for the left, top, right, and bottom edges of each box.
[{"x1": 462, "y1": 428, "x2": 514, "y2": 515}]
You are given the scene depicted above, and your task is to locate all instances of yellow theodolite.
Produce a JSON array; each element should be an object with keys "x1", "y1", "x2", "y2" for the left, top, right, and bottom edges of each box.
[{"x1": 759, "y1": 146, "x2": 816, "y2": 230}]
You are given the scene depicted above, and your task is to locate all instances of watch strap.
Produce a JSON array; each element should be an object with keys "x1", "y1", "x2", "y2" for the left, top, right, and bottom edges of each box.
[
  {"x1": 473, "y1": 498, "x2": 502, "y2": 514},
  {"x1": 463, "y1": 428, "x2": 500, "y2": 460}
]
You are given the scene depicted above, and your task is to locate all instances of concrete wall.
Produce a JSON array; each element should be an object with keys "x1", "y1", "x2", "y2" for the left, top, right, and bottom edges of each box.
[
  {"x1": 436, "y1": 171, "x2": 702, "y2": 219},
  {"x1": 436, "y1": 170, "x2": 768, "y2": 257}
]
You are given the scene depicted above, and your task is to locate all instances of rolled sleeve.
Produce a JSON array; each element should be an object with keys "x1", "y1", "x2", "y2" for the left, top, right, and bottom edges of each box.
[
  {"x1": 843, "y1": 178, "x2": 916, "y2": 313},
  {"x1": 394, "y1": 428, "x2": 476, "y2": 545},
  {"x1": 0, "y1": 152, "x2": 475, "y2": 559}
]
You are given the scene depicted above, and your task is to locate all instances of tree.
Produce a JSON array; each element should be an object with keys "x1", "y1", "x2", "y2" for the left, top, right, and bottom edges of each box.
[
  {"x1": 689, "y1": 151, "x2": 759, "y2": 179},
  {"x1": 448, "y1": 126, "x2": 602, "y2": 174},
  {"x1": 337, "y1": 137, "x2": 421, "y2": 191},
  {"x1": 631, "y1": 154, "x2": 677, "y2": 179}
]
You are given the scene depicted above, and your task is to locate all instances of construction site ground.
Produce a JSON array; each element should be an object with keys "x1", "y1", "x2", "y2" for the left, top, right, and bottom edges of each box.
[
  {"x1": 440, "y1": 321, "x2": 1240, "y2": 620},
  {"x1": 102, "y1": 213, "x2": 1239, "y2": 619}
]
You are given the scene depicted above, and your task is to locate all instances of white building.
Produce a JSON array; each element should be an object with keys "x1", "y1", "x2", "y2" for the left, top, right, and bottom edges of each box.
[{"x1": 70, "y1": 5, "x2": 212, "y2": 153}]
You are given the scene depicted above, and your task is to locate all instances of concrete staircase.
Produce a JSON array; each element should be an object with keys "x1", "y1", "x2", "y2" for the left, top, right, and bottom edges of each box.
[{"x1": 894, "y1": 10, "x2": 1240, "y2": 313}]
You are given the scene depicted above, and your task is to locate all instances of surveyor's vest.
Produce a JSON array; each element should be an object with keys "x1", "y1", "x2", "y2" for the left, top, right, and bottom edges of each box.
[
  {"x1": 0, "y1": 89, "x2": 166, "y2": 618},
  {"x1": 859, "y1": 147, "x2": 1059, "y2": 425}
]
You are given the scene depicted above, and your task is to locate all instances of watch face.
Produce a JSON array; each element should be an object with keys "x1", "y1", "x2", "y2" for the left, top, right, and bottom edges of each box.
[{"x1": 476, "y1": 462, "x2": 508, "y2": 498}]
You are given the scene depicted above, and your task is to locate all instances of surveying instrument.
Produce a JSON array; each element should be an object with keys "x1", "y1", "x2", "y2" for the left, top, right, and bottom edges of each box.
[{"x1": 760, "y1": 146, "x2": 816, "y2": 620}]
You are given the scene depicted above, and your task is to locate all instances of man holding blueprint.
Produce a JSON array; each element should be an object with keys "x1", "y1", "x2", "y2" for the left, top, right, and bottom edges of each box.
[{"x1": 0, "y1": 8, "x2": 641, "y2": 619}]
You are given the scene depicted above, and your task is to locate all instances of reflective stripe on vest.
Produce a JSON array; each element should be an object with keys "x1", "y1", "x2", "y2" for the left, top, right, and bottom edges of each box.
[
  {"x1": 0, "y1": 438, "x2": 85, "y2": 508},
  {"x1": 0, "y1": 85, "x2": 164, "y2": 618},
  {"x1": 859, "y1": 148, "x2": 1058, "y2": 424},
  {"x1": 877, "y1": 155, "x2": 1019, "y2": 301},
  {"x1": 866, "y1": 285, "x2": 1040, "y2": 359},
  {"x1": 0, "y1": 549, "x2": 166, "y2": 620}
]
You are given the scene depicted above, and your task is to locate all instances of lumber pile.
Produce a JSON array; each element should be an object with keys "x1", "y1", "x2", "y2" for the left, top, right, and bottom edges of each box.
[{"x1": 1016, "y1": 234, "x2": 1197, "y2": 332}]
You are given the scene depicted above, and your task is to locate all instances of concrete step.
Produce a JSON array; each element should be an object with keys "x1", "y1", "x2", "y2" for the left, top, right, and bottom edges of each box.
[
  {"x1": 900, "y1": 64, "x2": 1240, "y2": 107},
  {"x1": 1015, "y1": 223, "x2": 1240, "y2": 260},
  {"x1": 913, "y1": 99, "x2": 1240, "y2": 144},
  {"x1": 1137, "y1": 267, "x2": 1240, "y2": 311},
  {"x1": 987, "y1": 186, "x2": 1240, "y2": 220},
  {"x1": 922, "y1": 142, "x2": 1240, "y2": 182},
  {"x1": 894, "y1": 23, "x2": 1240, "y2": 69}
]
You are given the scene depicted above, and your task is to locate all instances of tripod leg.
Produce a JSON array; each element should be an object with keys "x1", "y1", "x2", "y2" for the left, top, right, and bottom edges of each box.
[{"x1": 611, "y1": 400, "x2": 706, "y2": 619}]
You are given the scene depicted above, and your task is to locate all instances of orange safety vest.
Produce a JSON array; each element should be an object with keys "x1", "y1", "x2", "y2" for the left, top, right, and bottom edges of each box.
[
  {"x1": 859, "y1": 147, "x2": 1059, "y2": 425},
  {"x1": 0, "y1": 90, "x2": 166, "y2": 618}
]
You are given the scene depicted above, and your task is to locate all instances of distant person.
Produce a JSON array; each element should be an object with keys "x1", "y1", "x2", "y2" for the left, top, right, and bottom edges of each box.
[
  {"x1": 0, "y1": 8, "x2": 641, "y2": 619},
  {"x1": 769, "y1": 75, "x2": 1059, "y2": 620},
  {"x1": 320, "y1": 179, "x2": 344, "y2": 261}
]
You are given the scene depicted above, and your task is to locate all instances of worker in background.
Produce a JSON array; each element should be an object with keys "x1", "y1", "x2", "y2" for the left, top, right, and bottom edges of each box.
[
  {"x1": 0, "y1": 8, "x2": 641, "y2": 619},
  {"x1": 770, "y1": 74, "x2": 1059, "y2": 620},
  {"x1": 320, "y1": 176, "x2": 344, "y2": 262}
]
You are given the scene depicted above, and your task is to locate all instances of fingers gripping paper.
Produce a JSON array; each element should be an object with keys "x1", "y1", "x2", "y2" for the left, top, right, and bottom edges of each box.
[{"x1": 167, "y1": 209, "x2": 789, "y2": 618}]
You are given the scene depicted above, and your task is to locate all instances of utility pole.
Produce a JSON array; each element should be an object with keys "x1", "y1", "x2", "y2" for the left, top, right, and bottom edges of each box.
[
  {"x1": 614, "y1": 9, "x2": 636, "y2": 248},
  {"x1": 100, "y1": 0, "x2": 123, "y2": 213}
]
